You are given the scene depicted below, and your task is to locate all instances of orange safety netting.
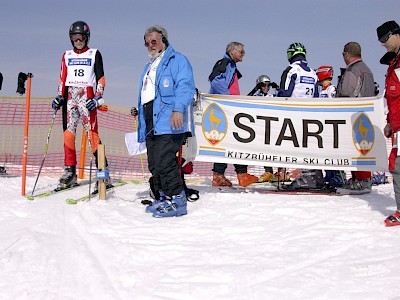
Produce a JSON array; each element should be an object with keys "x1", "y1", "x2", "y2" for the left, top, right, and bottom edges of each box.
[
  {"x1": 0, "y1": 97, "x2": 228, "y2": 181},
  {"x1": 0, "y1": 97, "x2": 390, "y2": 185}
]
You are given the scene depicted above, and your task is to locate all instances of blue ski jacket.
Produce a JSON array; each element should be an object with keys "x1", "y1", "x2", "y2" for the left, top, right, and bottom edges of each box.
[
  {"x1": 208, "y1": 53, "x2": 241, "y2": 95},
  {"x1": 137, "y1": 45, "x2": 195, "y2": 142}
]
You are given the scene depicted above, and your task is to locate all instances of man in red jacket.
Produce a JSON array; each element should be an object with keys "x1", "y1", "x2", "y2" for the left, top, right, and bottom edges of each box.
[{"x1": 377, "y1": 20, "x2": 400, "y2": 226}]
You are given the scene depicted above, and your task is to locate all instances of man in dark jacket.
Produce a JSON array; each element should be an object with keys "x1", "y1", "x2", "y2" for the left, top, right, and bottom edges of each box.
[{"x1": 336, "y1": 42, "x2": 375, "y2": 190}]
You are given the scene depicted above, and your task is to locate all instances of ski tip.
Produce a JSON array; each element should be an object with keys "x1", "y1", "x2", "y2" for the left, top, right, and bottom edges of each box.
[
  {"x1": 26, "y1": 195, "x2": 35, "y2": 201},
  {"x1": 66, "y1": 198, "x2": 78, "y2": 205}
]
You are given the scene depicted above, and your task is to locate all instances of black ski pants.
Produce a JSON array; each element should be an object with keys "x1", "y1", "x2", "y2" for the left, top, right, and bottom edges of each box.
[
  {"x1": 212, "y1": 163, "x2": 248, "y2": 175},
  {"x1": 144, "y1": 101, "x2": 185, "y2": 197}
]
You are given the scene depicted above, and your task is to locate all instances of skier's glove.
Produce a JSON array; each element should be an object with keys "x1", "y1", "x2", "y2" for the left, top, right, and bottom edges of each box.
[
  {"x1": 256, "y1": 82, "x2": 263, "y2": 90},
  {"x1": 130, "y1": 107, "x2": 138, "y2": 116},
  {"x1": 270, "y1": 82, "x2": 279, "y2": 90},
  {"x1": 86, "y1": 95, "x2": 103, "y2": 111},
  {"x1": 52, "y1": 95, "x2": 64, "y2": 110}
]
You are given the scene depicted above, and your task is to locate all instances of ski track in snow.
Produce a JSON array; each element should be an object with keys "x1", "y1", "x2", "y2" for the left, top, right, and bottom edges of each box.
[{"x1": 1, "y1": 176, "x2": 400, "y2": 300}]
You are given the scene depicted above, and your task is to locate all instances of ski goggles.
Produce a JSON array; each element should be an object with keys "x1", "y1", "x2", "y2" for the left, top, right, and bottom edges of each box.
[
  {"x1": 70, "y1": 34, "x2": 87, "y2": 42},
  {"x1": 379, "y1": 31, "x2": 393, "y2": 43}
]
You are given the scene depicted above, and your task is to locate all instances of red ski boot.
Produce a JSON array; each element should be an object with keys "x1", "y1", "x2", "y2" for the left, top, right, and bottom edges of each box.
[{"x1": 384, "y1": 211, "x2": 400, "y2": 227}]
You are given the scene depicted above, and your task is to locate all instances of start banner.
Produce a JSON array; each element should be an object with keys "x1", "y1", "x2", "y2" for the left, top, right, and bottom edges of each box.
[{"x1": 194, "y1": 94, "x2": 388, "y2": 171}]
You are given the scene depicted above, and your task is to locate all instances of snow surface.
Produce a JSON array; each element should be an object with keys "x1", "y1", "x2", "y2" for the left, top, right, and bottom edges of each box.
[{"x1": 1, "y1": 175, "x2": 400, "y2": 300}]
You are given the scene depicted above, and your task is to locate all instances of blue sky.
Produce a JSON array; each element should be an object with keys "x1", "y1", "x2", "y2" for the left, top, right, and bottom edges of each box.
[{"x1": 1, "y1": 0, "x2": 398, "y2": 107}]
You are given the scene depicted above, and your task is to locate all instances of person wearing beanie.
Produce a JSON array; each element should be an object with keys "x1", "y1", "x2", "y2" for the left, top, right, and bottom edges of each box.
[{"x1": 376, "y1": 20, "x2": 400, "y2": 226}]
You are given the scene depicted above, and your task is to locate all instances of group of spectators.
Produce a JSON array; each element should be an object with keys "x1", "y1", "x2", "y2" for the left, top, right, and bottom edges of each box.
[{"x1": 51, "y1": 20, "x2": 400, "y2": 225}]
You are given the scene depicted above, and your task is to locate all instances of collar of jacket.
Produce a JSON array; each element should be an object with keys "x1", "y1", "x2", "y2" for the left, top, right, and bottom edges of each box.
[
  {"x1": 153, "y1": 45, "x2": 174, "y2": 67},
  {"x1": 289, "y1": 55, "x2": 307, "y2": 65},
  {"x1": 224, "y1": 53, "x2": 242, "y2": 79},
  {"x1": 346, "y1": 57, "x2": 362, "y2": 67},
  {"x1": 224, "y1": 52, "x2": 236, "y2": 65},
  {"x1": 73, "y1": 46, "x2": 90, "y2": 54},
  {"x1": 322, "y1": 82, "x2": 332, "y2": 90}
]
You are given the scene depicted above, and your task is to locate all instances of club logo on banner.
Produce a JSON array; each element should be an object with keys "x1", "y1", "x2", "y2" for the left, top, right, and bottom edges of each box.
[
  {"x1": 194, "y1": 94, "x2": 388, "y2": 171},
  {"x1": 353, "y1": 113, "x2": 374, "y2": 156},
  {"x1": 203, "y1": 103, "x2": 227, "y2": 146}
]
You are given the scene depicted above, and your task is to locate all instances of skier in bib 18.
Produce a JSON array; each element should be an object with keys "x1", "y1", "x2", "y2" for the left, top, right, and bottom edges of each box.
[{"x1": 51, "y1": 21, "x2": 112, "y2": 193}]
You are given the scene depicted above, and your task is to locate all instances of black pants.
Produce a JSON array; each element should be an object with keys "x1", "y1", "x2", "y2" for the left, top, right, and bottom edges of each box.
[
  {"x1": 212, "y1": 163, "x2": 248, "y2": 175},
  {"x1": 264, "y1": 166, "x2": 273, "y2": 173},
  {"x1": 144, "y1": 101, "x2": 185, "y2": 197}
]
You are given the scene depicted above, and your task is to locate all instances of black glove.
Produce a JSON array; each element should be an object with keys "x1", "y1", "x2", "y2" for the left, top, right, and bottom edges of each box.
[
  {"x1": 130, "y1": 107, "x2": 138, "y2": 116},
  {"x1": 248, "y1": 83, "x2": 262, "y2": 96},
  {"x1": 270, "y1": 82, "x2": 279, "y2": 89},
  {"x1": 17, "y1": 72, "x2": 28, "y2": 95},
  {"x1": 86, "y1": 95, "x2": 103, "y2": 111},
  {"x1": 256, "y1": 82, "x2": 263, "y2": 90},
  {"x1": 51, "y1": 95, "x2": 64, "y2": 110}
]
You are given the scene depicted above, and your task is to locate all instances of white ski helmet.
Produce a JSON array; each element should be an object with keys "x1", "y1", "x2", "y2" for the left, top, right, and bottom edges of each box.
[{"x1": 256, "y1": 75, "x2": 271, "y2": 85}]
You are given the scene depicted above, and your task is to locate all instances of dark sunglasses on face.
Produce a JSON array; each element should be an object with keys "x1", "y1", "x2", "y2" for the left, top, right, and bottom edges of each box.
[
  {"x1": 144, "y1": 39, "x2": 158, "y2": 47},
  {"x1": 379, "y1": 31, "x2": 393, "y2": 43},
  {"x1": 236, "y1": 49, "x2": 245, "y2": 54}
]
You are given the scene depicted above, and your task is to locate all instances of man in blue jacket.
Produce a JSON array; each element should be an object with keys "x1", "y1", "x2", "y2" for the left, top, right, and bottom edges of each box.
[
  {"x1": 209, "y1": 42, "x2": 259, "y2": 187},
  {"x1": 137, "y1": 25, "x2": 195, "y2": 218}
]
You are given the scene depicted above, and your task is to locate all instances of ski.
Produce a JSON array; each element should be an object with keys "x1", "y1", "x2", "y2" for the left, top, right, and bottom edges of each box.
[
  {"x1": 66, "y1": 179, "x2": 128, "y2": 204},
  {"x1": 0, "y1": 174, "x2": 20, "y2": 178},
  {"x1": 26, "y1": 181, "x2": 90, "y2": 201},
  {"x1": 215, "y1": 185, "x2": 371, "y2": 196},
  {"x1": 335, "y1": 187, "x2": 371, "y2": 195},
  {"x1": 0, "y1": 167, "x2": 19, "y2": 178},
  {"x1": 215, "y1": 180, "x2": 287, "y2": 192}
]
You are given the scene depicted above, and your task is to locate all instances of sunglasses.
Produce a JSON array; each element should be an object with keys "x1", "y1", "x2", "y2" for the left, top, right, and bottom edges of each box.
[
  {"x1": 379, "y1": 31, "x2": 393, "y2": 43},
  {"x1": 144, "y1": 39, "x2": 158, "y2": 47},
  {"x1": 235, "y1": 48, "x2": 245, "y2": 55}
]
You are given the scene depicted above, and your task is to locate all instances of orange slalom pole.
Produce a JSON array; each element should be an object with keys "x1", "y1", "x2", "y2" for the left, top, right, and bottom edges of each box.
[
  {"x1": 78, "y1": 128, "x2": 87, "y2": 179},
  {"x1": 21, "y1": 74, "x2": 33, "y2": 196}
]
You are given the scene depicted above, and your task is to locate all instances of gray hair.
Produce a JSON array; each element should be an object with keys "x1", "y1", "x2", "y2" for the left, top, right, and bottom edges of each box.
[
  {"x1": 144, "y1": 24, "x2": 168, "y2": 41},
  {"x1": 226, "y1": 41, "x2": 244, "y2": 52}
]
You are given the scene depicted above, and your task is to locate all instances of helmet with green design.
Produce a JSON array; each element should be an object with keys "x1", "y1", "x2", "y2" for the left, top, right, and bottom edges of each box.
[{"x1": 287, "y1": 42, "x2": 307, "y2": 61}]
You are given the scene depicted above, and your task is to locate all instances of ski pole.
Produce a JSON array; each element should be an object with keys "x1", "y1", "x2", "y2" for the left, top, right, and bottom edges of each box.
[
  {"x1": 133, "y1": 115, "x2": 146, "y2": 176},
  {"x1": 30, "y1": 110, "x2": 58, "y2": 197},
  {"x1": 85, "y1": 111, "x2": 94, "y2": 201}
]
